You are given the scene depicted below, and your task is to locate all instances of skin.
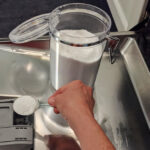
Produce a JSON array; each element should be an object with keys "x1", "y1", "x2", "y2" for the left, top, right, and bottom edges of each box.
[{"x1": 48, "y1": 80, "x2": 115, "y2": 150}]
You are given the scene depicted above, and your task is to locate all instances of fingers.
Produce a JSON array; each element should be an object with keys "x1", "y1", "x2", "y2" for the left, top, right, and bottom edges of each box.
[
  {"x1": 48, "y1": 97, "x2": 55, "y2": 106},
  {"x1": 54, "y1": 107, "x2": 59, "y2": 114},
  {"x1": 48, "y1": 97, "x2": 60, "y2": 114},
  {"x1": 86, "y1": 85, "x2": 93, "y2": 97},
  {"x1": 48, "y1": 87, "x2": 64, "y2": 106},
  {"x1": 48, "y1": 80, "x2": 94, "y2": 116},
  {"x1": 85, "y1": 85, "x2": 95, "y2": 112}
]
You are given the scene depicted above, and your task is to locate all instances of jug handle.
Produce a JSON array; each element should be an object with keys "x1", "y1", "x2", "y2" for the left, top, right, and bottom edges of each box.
[{"x1": 106, "y1": 36, "x2": 120, "y2": 64}]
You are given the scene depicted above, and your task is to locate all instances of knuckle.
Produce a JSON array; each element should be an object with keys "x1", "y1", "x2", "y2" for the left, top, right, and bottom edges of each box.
[{"x1": 74, "y1": 80, "x2": 83, "y2": 84}]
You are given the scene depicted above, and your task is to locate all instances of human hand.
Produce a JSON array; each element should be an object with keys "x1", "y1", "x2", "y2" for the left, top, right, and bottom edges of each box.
[
  {"x1": 48, "y1": 80, "x2": 95, "y2": 124},
  {"x1": 48, "y1": 81, "x2": 115, "y2": 150}
]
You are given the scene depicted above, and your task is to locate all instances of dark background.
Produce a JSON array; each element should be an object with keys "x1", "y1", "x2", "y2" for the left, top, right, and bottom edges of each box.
[{"x1": 0, "y1": 0, "x2": 117, "y2": 38}]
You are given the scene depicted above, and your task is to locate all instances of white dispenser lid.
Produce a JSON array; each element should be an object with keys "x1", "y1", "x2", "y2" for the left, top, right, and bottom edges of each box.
[
  {"x1": 9, "y1": 13, "x2": 49, "y2": 43},
  {"x1": 13, "y1": 96, "x2": 39, "y2": 116}
]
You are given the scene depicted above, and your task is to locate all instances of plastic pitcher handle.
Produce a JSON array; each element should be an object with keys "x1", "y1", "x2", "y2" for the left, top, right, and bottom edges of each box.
[{"x1": 107, "y1": 36, "x2": 120, "y2": 64}]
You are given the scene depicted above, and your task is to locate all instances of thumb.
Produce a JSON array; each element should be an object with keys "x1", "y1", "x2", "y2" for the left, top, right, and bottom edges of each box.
[{"x1": 48, "y1": 97, "x2": 55, "y2": 107}]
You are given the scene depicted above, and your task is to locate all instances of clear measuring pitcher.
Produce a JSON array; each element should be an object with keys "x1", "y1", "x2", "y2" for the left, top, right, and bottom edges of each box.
[{"x1": 9, "y1": 3, "x2": 111, "y2": 90}]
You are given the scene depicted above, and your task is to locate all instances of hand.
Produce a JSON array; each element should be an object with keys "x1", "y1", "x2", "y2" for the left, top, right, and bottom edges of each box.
[
  {"x1": 45, "y1": 135, "x2": 81, "y2": 150},
  {"x1": 48, "y1": 80, "x2": 115, "y2": 150},
  {"x1": 48, "y1": 80, "x2": 95, "y2": 124}
]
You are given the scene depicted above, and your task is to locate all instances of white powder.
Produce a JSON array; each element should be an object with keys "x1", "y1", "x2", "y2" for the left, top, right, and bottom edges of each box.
[
  {"x1": 13, "y1": 96, "x2": 39, "y2": 116},
  {"x1": 50, "y1": 29, "x2": 104, "y2": 89}
]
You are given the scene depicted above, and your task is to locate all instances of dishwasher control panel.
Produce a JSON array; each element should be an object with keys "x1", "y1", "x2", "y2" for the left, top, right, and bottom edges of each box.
[{"x1": 0, "y1": 98, "x2": 33, "y2": 150}]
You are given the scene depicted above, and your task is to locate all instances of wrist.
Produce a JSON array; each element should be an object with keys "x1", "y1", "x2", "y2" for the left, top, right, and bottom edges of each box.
[
  {"x1": 67, "y1": 109, "x2": 95, "y2": 131},
  {"x1": 67, "y1": 112, "x2": 115, "y2": 150}
]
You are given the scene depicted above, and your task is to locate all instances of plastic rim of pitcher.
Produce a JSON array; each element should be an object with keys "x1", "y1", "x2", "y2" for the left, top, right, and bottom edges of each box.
[{"x1": 9, "y1": 3, "x2": 112, "y2": 44}]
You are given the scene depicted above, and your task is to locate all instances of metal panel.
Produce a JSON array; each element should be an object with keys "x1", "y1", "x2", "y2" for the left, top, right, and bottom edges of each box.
[
  {"x1": 107, "y1": 0, "x2": 148, "y2": 31},
  {"x1": 121, "y1": 38, "x2": 150, "y2": 128}
]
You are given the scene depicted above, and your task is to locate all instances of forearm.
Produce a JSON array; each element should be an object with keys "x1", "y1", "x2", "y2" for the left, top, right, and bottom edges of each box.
[{"x1": 69, "y1": 111, "x2": 115, "y2": 150}]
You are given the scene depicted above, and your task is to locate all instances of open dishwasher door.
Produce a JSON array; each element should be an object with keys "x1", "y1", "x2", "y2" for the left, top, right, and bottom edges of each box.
[{"x1": 107, "y1": 0, "x2": 148, "y2": 31}]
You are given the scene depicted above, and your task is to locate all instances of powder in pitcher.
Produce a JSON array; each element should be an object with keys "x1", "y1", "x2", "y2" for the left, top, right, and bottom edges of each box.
[{"x1": 50, "y1": 29, "x2": 104, "y2": 89}]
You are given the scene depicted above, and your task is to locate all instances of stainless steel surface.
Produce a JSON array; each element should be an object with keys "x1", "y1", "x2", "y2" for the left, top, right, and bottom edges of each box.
[
  {"x1": 0, "y1": 44, "x2": 49, "y2": 56},
  {"x1": 94, "y1": 51, "x2": 150, "y2": 150},
  {"x1": 0, "y1": 34, "x2": 149, "y2": 150},
  {"x1": 121, "y1": 38, "x2": 150, "y2": 129},
  {"x1": 0, "y1": 44, "x2": 52, "y2": 102},
  {"x1": 109, "y1": 31, "x2": 136, "y2": 37}
]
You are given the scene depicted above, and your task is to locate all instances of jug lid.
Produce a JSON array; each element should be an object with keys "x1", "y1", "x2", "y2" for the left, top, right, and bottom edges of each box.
[{"x1": 9, "y1": 13, "x2": 49, "y2": 43}]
